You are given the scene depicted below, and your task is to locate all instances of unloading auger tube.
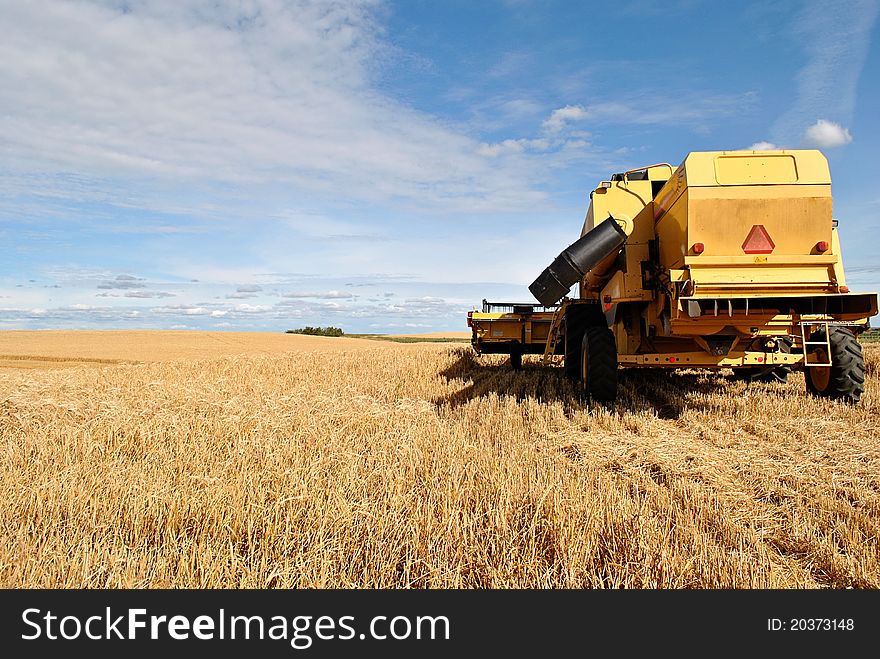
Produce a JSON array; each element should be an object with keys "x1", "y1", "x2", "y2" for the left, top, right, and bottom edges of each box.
[{"x1": 529, "y1": 216, "x2": 627, "y2": 306}]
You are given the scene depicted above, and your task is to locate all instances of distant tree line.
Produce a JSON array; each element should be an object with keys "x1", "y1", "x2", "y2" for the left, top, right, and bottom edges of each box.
[{"x1": 285, "y1": 326, "x2": 345, "y2": 337}]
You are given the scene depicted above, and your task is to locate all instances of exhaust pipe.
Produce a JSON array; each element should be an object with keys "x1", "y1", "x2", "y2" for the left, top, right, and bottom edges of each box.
[{"x1": 529, "y1": 217, "x2": 627, "y2": 306}]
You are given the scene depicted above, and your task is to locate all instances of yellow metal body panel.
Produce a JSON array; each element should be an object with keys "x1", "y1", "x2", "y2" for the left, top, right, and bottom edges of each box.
[
  {"x1": 714, "y1": 152, "x2": 799, "y2": 184},
  {"x1": 582, "y1": 180, "x2": 654, "y2": 236},
  {"x1": 688, "y1": 186, "x2": 832, "y2": 257},
  {"x1": 831, "y1": 226, "x2": 847, "y2": 287},
  {"x1": 656, "y1": 190, "x2": 689, "y2": 269},
  {"x1": 681, "y1": 150, "x2": 831, "y2": 187}
]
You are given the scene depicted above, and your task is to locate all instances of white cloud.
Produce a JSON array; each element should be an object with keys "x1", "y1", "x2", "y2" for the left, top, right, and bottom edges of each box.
[
  {"x1": 235, "y1": 304, "x2": 272, "y2": 313},
  {"x1": 748, "y1": 141, "x2": 778, "y2": 151},
  {"x1": 152, "y1": 304, "x2": 213, "y2": 316},
  {"x1": 476, "y1": 138, "x2": 550, "y2": 157},
  {"x1": 0, "y1": 0, "x2": 564, "y2": 213},
  {"x1": 803, "y1": 119, "x2": 853, "y2": 148},
  {"x1": 542, "y1": 105, "x2": 589, "y2": 133}
]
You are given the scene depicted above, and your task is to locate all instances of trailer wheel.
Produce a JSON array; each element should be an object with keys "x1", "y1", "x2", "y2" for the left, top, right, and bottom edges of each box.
[
  {"x1": 580, "y1": 326, "x2": 617, "y2": 404},
  {"x1": 510, "y1": 350, "x2": 522, "y2": 371},
  {"x1": 805, "y1": 327, "x2": 865, "y2": 404}
]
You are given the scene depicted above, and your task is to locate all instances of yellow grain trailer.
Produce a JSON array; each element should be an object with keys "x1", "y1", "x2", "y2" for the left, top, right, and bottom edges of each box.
[{"x1": 468, "y1": 150, "x2": 878, "y2": 403}]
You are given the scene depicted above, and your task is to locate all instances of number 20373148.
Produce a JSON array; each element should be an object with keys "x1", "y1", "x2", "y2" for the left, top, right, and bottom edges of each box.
[{"x1": 768, "y1": 619, "x2": 854, "y2": 631}]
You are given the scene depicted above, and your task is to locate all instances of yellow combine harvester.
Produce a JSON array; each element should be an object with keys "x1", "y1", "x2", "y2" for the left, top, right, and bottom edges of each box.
[{"x1": 468, "y1": 150, "x2": 878, "y2": 404}]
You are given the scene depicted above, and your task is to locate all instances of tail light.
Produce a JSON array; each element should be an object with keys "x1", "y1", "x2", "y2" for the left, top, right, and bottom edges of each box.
[
  {"x1": 692, "y1": 242, "x2": 705, "y2": 254},
  {"x1": 467, "y1": 311, "x2": 473, "y2": 327},
  {"x1": 816, "y1": 240, "x2": 829, "y2": 252}
]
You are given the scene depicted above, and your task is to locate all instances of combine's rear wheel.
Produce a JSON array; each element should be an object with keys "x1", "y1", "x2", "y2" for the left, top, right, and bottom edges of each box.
[
  {"x1": 804, "y1": 327, "x2": 865, "y2": 404},
  {"x1": 580, "y1": 326, "x2": 617, "y2": 404}
]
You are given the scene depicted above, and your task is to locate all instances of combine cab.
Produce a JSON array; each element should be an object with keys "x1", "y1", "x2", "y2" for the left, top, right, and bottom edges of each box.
[{"x1": 468, "y1": 150, "x2": 878, "y2": 404}]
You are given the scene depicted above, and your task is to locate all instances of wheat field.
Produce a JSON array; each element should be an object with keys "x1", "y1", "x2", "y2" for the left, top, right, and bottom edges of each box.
[{"x1": 1, "y1": 331, "x2": 877, "y2": 588}]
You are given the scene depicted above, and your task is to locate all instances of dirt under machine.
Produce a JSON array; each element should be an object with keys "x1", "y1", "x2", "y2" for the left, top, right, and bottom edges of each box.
[{"x1": 468, "y1": 150, "x2": 878, "y2": 404}]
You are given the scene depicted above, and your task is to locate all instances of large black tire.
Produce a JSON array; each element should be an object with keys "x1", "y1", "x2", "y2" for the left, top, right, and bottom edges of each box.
[
  {"x1": 735, "y1": 337, "x2": 792, "y2": 384},
  {"x1": 510, "y1": 350, "x2": 523, "y2": 371},
  {"x1": 804, "y1": 327, "x2": 865, "y2": 404},
  {"x1": 564, "y1": 325, "x2": 582, "y2": 382},
  {"x1": 580, "y1": 326, "x2": 617, "y2": 404},
  {"x1": 564, "y1": 303, "x2": 604, "y2": 382}
]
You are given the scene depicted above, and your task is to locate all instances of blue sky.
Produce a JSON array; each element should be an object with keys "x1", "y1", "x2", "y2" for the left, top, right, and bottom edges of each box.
[{"x1": 1, "y1": 0, "x2": 878, "y2": 333}]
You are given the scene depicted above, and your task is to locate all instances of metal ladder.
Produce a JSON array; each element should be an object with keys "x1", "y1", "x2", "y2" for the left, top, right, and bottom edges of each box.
[
  {"x1": 541, "y1": 300, "x2": 569, "y2": 365},
  {"x1": 799, "y1": 318, "x2": 832, "y2": 367}
]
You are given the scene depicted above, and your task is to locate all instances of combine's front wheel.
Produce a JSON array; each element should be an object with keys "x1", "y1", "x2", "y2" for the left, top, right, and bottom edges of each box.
[
  {"x1": 804, "y1": 327, "x2": 865, "y2": 404},
  {"x1": 580, "y1": 326, "x2": 617, "y2": 404},
  {"x1": 510, "y1": 349, "x2": 523, "y2": 371}
]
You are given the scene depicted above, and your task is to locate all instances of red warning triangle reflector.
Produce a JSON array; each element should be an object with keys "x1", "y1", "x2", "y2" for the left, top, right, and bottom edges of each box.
[{"x1": 742, "y1": 224, "x2": 775, "y2": 254}]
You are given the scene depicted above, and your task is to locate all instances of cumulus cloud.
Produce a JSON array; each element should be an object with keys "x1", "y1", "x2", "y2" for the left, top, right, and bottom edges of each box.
[
  {"x1": 748, "y1": 141, "x2": 778, "y2": 151},
  {"x1": 803, "y1": 119, "x2": 853, "y2": 148},
  {"x1": 542, "y1": 105, "x2": 589, "y2": 133}
]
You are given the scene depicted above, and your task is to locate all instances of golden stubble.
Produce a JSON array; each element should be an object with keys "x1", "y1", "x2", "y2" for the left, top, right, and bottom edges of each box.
[{"x1": 0, "y1": 332, "x2": 877, "y2": 588}]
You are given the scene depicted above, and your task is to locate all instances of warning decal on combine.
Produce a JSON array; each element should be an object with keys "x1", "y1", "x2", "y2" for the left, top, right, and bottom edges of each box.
[{"x1": 742, "y1": 224, "x2": 775, "y2": 254}]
